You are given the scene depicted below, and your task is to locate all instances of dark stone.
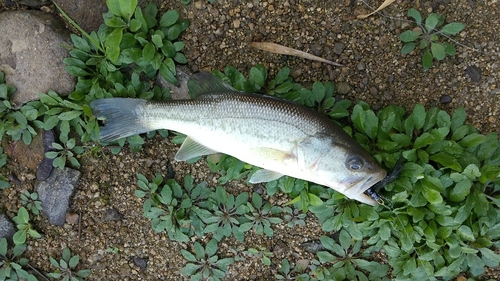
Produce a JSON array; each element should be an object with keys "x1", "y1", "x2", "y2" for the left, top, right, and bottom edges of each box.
[
  {"x1": 36, "y1": 157, "x2": 54, "y2": 181},
  {"x1": 440, "y1": 94, "x2": 452, "y2": 104},
  {"x1": 310, "y1": 44, "x2": 322, "y2": 56},
  {"x1": 465, "y1": 65, "x2": 481, "y2": 82},
  {"x1": 37, "y1": 130, "x2": 55, "y2": 180},
  {"x1": 36, "y1": 168, "x2": 81, "y2": 226},
  {"x1": 133, "y1": 257, "x2": 149, "y2": 271},
  {"x1": 333, "y1": 42, "x2": 345, "y2": 55},
  {"x1": 166, "y1": 161, "x2": 176, "y2": 180},
  {"x1": 102, "y1": 208, "x2": 124, "y2": 221}
]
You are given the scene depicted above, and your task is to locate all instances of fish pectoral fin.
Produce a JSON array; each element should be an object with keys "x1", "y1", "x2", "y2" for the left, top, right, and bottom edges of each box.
[
  {"x1": 249, "y1": 169, "x2": 284, "y2": 183},
  {"x1": 174, "y1": 136, "x2": 218, "y2": 161}
]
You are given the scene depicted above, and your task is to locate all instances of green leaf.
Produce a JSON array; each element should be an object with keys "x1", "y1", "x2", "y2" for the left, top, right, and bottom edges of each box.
[
  {"x1": 160, "y1": 10, "x2": 179, "y2": 27},
  {"x1": 407, "y1": 8, "x2": 422, "y2": 25},
  {"x1": 70, "y1": 34, "x2": 90, "y2": 52},
  {"x1": 105, "y1": 28, "x2": 123, "y2": 62},
  {"x1": 450, "y1": 107, "x2": 466, "y2": 130},
  {"x1": 449, "y1": 179, "x2": 471, "y2": 202},
  {"x1": 411, "y1": 104, "x2": 426, "y2": 130},
  {"x1": 429, "y1": 152, "x2": 462, "y2": 171},
  {"x1": 119, "y1": 0, "x2": 137, "y2": 21},
  {"x1": 174, "y1": 52, "x2": 187, "y2": 64},
  {"x1": 317, "y1": 251, "x2": 336, "y2": 263},
  {"x1": 400, "y1": 30, "x2": 420, "y2": 42},
  {"x1": 441, "y1": 22, "x2": 465, "y2": 35},
  {"x1": 58, "y1": 111, "x2": 81, "y2": 121},
  {"x1": 166, "y1": 24, "x2": 182, "y2": 41},
  {"x1": 431, "y1": 42, "x2": 446, "y2": 60},
  {"x1": 151, "y1": 34, "x2": 163, "y2": 48},
  {"x1": 425, "y1": 13, "x2": 439, "y2": 31},
  {"x1": 142, "y1": 42, "x2": 156, "y2": 62},
  {"x1": 106, "y1": 0, "x2": 121, "y2": 17},
  {"x1": 249, "y1": 65, "x2": 267, "y2": 87},
  {"x1": 422, "y1": 50, "x2": 433, "y2": 69},
  {"x1": 457, "y1": 225, "x2": 475, "y2": 242},
  {"x1": 444, "y1": 42, "x2": 456, "y2": 56},
  {"x1": 459, "y1": 133, "x2": 486, "y2": 148},
  {"x1": 65, "y1": 66, "x2": 90, "y2": 77},
  {"x1": 159, "y1": 58, "x2": 178, "y2": 84},
  {"x1": 401, "y1": 42, "x2": 416, "y2": 54}
]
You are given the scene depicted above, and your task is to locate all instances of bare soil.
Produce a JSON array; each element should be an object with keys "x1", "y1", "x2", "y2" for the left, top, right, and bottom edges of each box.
[{"x1": 1, "y1": 0, "x2": 499, "y2": 280}]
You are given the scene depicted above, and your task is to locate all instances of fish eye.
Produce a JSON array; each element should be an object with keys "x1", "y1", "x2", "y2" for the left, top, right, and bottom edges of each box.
[{"x1": 346, "y1": 155, "x2": 364, "y2": 171}]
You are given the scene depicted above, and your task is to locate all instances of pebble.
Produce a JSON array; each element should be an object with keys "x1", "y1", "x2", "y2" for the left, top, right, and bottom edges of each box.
[
  {"x1": 65, "y1": 213, "x2": 80, "y2": 225},
  {"x1": 336, "y1": 81, "x2": 351, "y2": 95},
  {"x1": 133, "y1": 257, "x2": 149, "y2": 271},
  {"x1": 333, "y1": 42, "x2": 346, "y2": 55},
  {"x1": 440, "y1": 95, "x2": 452, "y2": 104},
  {"x1": 465, "y1": 65, "x2": 481, "y2": 82},
  {"x1": 102, "y1": 208, "x2": 124, "y2": 221}
]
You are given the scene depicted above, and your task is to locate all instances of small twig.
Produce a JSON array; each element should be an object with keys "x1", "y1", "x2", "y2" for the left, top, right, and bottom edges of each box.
[
  {"x1": 26, "y1": 262, "x2": 51, "y2": 281},
  {"x1": 78, "y1": 211, "x2": 82, "y2": 244},
  {"x1": 249, "y1": 42, "x2": 344, "y2": 67},
  {"x1": 356, "y1": 0, "x2": 396, "y2": 19},
  {"x1": 326, "y1": 65, "x2": 335, "y2": 81}
]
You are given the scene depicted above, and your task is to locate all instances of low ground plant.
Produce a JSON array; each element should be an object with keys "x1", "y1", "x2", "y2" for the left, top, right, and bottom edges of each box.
[{"x1": 400, "y1": 8, "x2": 465, "y2": 69}]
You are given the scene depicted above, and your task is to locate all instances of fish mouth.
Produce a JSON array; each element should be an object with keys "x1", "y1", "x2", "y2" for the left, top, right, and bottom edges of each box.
[{"x1": 341, "y1": 172, "x2": 387, "y2": 206}]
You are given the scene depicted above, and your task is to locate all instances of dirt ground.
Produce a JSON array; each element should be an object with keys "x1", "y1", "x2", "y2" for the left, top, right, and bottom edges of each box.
[{"x1": 1, "y1": 0, "x2": 499, "y2": 280}]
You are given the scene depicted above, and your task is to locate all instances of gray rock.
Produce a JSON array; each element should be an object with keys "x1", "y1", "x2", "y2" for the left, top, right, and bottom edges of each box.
[
  {"x1": 333, "y1": 42, "x2": 345, "y2": 55},
  {"x1": 133, "y1": 257, "x2": 149, "y2": 271},
  {"x1": 102, "y1": 208, "x2": 124, "y2": 221},
  {"x1": 0, "y1": 10, "x2": 75, "y2": 108},
  {"x1": 36, "y1": 168, "x2": 81, "y2": 226},
  {"x1": 465, "y1": 65, "x2": 481, "y2": 82},
  {"x1": 440, "y1": 94, "x2": 452, "y2": 104},
  {"x1": 0, "y1": 213, "x2": 16, "y2": 244}
]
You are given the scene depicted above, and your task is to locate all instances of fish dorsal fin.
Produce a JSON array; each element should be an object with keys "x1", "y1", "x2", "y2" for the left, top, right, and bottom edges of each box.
[
  {"x1": 249, "y1": 169, "x2": 284, "y2": 183},
  {"x1": 188, "y1": 72, "x2": 239, "y2": 98},
  {"x1": 175, "y1": 136, "x2": 218, "y2": 161}
]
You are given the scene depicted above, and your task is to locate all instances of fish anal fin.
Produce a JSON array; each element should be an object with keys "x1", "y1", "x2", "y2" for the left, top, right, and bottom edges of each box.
[
  {"x1": 249, "y1": 169, "x2": 284, "y2": 183},
  {"x1": 175, "y1": 136, "x2": 218, "y2": 161}
]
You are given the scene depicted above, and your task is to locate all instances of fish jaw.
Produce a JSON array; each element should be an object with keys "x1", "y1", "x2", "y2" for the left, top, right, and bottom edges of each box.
[{"x1": 338, "y1": 170, "x2": 387, "y2": 206}]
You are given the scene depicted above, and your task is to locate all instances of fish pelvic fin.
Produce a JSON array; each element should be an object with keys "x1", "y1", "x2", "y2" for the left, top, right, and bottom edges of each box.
[
  {"x1": 90, "y1": 98, "x2": 149, "y2": 142},
  {"x1": 187, "y1": 72, "x2": 239, "y2": 98},
  {"x1": 249, "y1": 169, "x2": 284, "y2": 183},
  {"x1": 175, "y1": 136, "x2": 219, "y2": 161}
]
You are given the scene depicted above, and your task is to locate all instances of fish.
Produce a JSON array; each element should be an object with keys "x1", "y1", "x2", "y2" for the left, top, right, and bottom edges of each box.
[{"x1": 90, "y1": 72, "x2": 387, "y2": 205}]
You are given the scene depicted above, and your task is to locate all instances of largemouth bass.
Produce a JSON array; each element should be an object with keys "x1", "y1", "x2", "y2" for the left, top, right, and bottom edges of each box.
[{"x1": 90, "y1": 73, "x2": 387, "y2": 205}]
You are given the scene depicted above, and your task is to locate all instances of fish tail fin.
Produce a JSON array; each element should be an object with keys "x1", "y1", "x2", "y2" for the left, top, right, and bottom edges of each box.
[{"x1": 90, "y1": 98, "x2": 150, "y2": 142}]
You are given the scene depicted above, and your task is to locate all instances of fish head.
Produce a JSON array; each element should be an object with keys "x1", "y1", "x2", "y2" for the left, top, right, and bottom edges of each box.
[{"x1": 310, "y1": 137, "x2": 387, "y2": 206}]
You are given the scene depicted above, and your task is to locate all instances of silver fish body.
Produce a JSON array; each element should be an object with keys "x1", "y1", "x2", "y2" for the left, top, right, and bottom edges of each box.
[{"x1": 90, "y1": 74, "x2": 386, "y2": 205}]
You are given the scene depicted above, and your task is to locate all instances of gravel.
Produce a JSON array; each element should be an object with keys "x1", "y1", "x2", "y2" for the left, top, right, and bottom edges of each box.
[{"x1": 1, "y1": 0, "x2": 499, "y2": 280}]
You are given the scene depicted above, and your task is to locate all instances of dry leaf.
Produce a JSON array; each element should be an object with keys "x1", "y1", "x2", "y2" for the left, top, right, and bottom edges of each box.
[
  {"x1": 249, "y1": 42, "x2": 343, "y2": 67},
  {"x1": 357, "y1": 0, "x2": 396, "y2": 19}
]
